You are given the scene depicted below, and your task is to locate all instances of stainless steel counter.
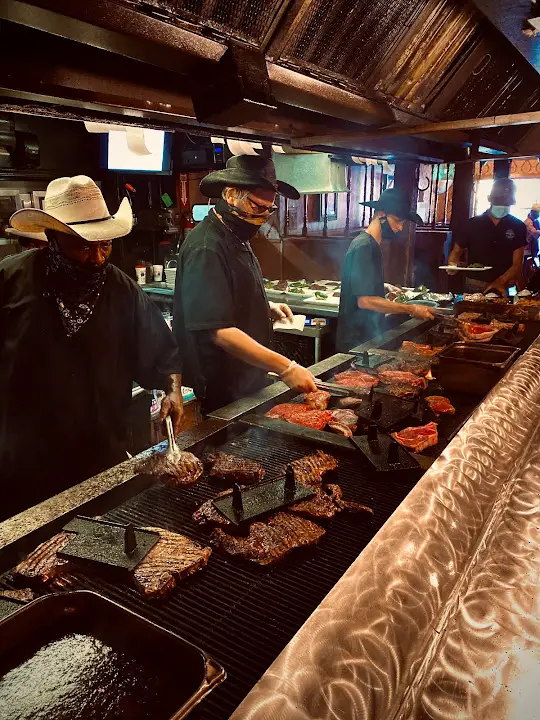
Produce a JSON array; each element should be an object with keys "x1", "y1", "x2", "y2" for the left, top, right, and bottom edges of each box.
[{"x1": 231, "y1": 336, "x2": 540, "y2": 720}]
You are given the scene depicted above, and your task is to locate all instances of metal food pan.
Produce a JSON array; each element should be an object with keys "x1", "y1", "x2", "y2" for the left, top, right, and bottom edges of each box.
[
  {"x1": 437, "y1": 342, "x2": 520, "y2": 396},
  {"x1": 0, "y1": 590, "x2": 225, "y2": 720}
]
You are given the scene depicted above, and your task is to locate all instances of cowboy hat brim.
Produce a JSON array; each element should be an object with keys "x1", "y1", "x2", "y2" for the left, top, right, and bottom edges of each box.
[
  {"x1": 360, "y1": 199, "x2": 424, "y2": 226},
  {"x1": 200, "y1": 169, "x2": 300, "y2": 200},
  {"x1": 9, "y1": 197, "x2": 133, "y2": 241},
  {"x1": 4, "y1": 227, "x2": 48, "y2": 242}
]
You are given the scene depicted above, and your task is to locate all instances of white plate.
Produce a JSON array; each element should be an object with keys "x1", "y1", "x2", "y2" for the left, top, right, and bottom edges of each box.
[{"x1": 439, "y1": 265, "x2": 492, "y2": 272}]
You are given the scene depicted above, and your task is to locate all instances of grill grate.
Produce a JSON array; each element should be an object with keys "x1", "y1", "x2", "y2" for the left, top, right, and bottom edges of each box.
[{"x1": 1, "y1": 425, "x2": 420, "y2": 720}]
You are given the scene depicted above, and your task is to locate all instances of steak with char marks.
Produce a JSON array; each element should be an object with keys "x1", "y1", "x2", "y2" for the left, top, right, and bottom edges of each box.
[
  {"x1": 211, "y1": 512, "x2": 325, "y2": 566},
  {"x1": 392, "y1": 422, "x2": 438, "y2": 453},
  {"x1": 133, "y1": 527, "x2": 211, "y2": 598},
  {"x1": 304, "y1": 390, "x2": 331, "y2": 410},
  {"x1": 206, "y1": 452, "x2": 264, "y2": 485}
]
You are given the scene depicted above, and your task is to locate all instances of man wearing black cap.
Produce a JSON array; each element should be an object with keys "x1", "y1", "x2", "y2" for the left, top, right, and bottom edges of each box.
[
  {"x1": 173, "y1": 155, "x2": 317, "y2": 413},
  {"x1": 336, "y1": 188, "x2": 433, "y2": 353},
  {"x1": 446, "y1": 178, "x2": 527, "y2": 294}
]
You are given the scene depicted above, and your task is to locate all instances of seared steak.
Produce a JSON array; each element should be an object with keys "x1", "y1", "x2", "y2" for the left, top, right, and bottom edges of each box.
[
  {"x1": 206, "y1": 452, "x2": 264, "y2": 485},
  {"x1": 425, "y1": 395, "x2": 455, "y2": 415},
  {"x1": 338, "y1": 396, "x2": 363, "y2": 408},
  {"x1": 400, "y1": 341, "x2": 441, "y2": 357},
  {"x1": 326, "y1": 483, "x2": 374, "y2": 514},
  {"x1": 193, "y1": 492, "x2": 232, "y2": 527},
  {"x1": 14, "y1": 532, "x2": 73, "y2": 586},
  {"x1": 133, "y1": 527, "x2": 211, "y2": 598},
  {"x1": 304, "y1": 390, "x2": 331, "y2": 410},
  {"x1": 266, "y1": 403, "x2": 333, "y2": 430},
  {"x1": 392, "y1": 422, "x2": 438, "y2": 453},
  {"x1": 211, "y1": 512, "x2": 325, "y2": 566},
  {"x1": 378, "y1": 370, "x2": 427, "y2": 389},
  {"x1": 288, "y1": 450, "x2": 338, "y2": 489},
  {"x1": 288, "y1": 490, "x2": 339, "y2": 520},
  {"x1": 139, "y1": 450, "x2": 203, "y2": 487},
  {"x1": 333, "y1": 370, "x2": 379, "y2": 389},
  {"x1": 377, "y1": 383, "x2": 420, "y2": 400}
]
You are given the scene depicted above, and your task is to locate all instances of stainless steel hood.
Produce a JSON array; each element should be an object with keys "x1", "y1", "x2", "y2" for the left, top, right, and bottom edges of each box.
[{"x1": 272, "y1": 153, "x2": 349, "y2": 193}]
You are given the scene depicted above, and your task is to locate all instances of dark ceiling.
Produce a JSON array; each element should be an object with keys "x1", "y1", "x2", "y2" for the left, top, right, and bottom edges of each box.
[{"x1": 0, "y1": 0, "x2": 539, "y2": 161}]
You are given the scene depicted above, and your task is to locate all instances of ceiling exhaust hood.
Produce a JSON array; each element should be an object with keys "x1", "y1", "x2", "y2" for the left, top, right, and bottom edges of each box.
[{"x1": 272, "y1": 153, "x2": 349, "y2": 194}]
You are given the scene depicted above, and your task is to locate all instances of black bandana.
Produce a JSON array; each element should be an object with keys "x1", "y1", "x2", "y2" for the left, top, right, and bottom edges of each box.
[
  {"x1": 214, "y1": 198, "x2": 261, "y2": 243},
  {"x1": 44, "y1": 239, "x2": 109, "y2": 337}
]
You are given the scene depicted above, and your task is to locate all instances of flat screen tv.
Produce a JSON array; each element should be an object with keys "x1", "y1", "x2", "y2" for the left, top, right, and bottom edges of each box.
[{"x1": 104, "y1": 129, "x2": 173, "y2": 174}]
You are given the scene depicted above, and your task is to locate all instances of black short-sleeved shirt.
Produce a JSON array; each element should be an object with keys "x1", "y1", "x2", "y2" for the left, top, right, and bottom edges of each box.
[
  {"x1": 173, "y1": 211, "x2": 272, "y2": 413},
  {"x1": 336, "y1": 231, "x2": 385, "y2": 352},
  {"x1": 457, "y1": 212, "x2": 527, "y2": 282},
  {"x1": 0, "y1": 249, "x2": 182, "y2": 519}
]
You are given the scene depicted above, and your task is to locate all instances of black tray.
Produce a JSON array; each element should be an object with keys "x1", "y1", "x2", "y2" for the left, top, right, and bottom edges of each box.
[{"x1": 0, "y1": 591, "x2": 225, "y2": 720}]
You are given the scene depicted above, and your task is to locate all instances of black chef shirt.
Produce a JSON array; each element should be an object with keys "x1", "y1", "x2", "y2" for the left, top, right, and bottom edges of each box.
[
  {"x1": 173, "y1": 211, "x2": 272, "y2": 414},
  {"x1": 457, "y1": 211, "x2": 527, "y2": 283},
  {"x1": 336, "y1": 231, "x2": 385, "y2": 352},
  {"x1": 0, "y1": 249, "x2": 182, "y2": 521}
]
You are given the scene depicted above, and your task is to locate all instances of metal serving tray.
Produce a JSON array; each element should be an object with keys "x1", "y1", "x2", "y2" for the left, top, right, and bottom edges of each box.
[
  {"x1": 438, "y1": 342, "x2": 520, "y2": 396},
  {"x1": 0, "y1": 591, "x2": 225, "y2": 720}
]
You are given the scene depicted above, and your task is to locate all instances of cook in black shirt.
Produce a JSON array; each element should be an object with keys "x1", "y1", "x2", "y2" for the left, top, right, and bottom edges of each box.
[
  {"x1": 337, "y1": 189, "x2": 433, "y2": 352},
  {"x1": 447, "y1": 178, "x2": 527, "y2": 294},
  {"x1": 0, "y1": 176, "x2": 184, "y2": 520},
  {"x1": 173, "y1": 155, "x2": 316, "y2": 414}
]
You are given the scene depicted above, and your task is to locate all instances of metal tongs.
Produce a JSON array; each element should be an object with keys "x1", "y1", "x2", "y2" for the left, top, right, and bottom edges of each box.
[
  {"x1": 165, "y1": 415, "x2": 182, "y2": 462},
  {"x1": 315, "y1": 379, "x2": 374, "y2": 398}
]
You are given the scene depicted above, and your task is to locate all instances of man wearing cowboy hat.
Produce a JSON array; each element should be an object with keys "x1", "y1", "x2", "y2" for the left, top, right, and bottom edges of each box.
[
  {"x1": 447, "y1": 178, "x2": 527, "y2": 294},
  {"x1": 173, "y1": 154, "x2": 317, "y2": 413},
  {"x1": 0, "y1": 175, "x2": 184, "y2": 520},
  {"x1": 336, "y1": 188, "x2": 434, "y2": 352}
]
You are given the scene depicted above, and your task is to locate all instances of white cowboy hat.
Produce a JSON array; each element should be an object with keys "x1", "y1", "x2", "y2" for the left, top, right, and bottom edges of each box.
[
  {"x1": 9, "y1": 175, "x2": 133, "y2": 241},
  {"x1": 4, "y1": 227, "x2": 48, "y2": 242}
]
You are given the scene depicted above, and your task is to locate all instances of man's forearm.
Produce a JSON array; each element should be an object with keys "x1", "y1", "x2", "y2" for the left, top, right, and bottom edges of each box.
[
  {"x1": 167, "y1": 373, "x2": 183, "y2": 395},
  {"x1": 358, "y1": 296, "x2": 413, "y2": 315},
  {"x1": 213, "y1": 327, "x2": 290, "y2": 374}
]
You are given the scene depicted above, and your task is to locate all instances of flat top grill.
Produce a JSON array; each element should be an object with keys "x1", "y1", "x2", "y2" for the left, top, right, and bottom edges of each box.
[{"x1": 2, "y1": 424, "x2": 421, "y2": 720}]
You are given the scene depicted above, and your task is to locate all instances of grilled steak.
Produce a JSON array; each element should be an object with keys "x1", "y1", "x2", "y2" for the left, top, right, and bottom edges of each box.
[
  {"x1": 333, "y1": 370, "x2": 379, "y2": 389},
  {"x1": 326, "y1": 483, "x2": 374, "y2": 514},
  {"x1": 288, "y1": 490, "x2": 339, "y2": 520},
  {"x1": 266, "y1": 403, "x2": 333, "y2": 430},
  {"x1": 400, "y1": 341, "x2": 441, "y2": 357},
  {"x1": 392, "y1": 422, "x2": 438, "y2": 453},
  {"x1": 14, "y1": 532, "x2": 73, "y2": 586},
  {"x1": 425, "y1": 395, "x2": 455, "y2": 415},
  {"x1": 377, "y1": 383, "x2": 420, "y2": 400},
  {"x1": 330, "y1": 409, "x2": 358, "y2": 427},
  {"x1": 211, "y1": 512, "x2": 325, "y2": 566},
  {"x1": 338, "y1": 396, "x2": 364, "y2": 408},
  {"x1": 304, "y1": 390, "x2": 331, "y2": 410},
  {"x1": 0, "y1": 588, "x2": 35, "y2": 602},
  {"x1": 386, "y1": 356, "x2": 432, "y2": 377},
  {"x1": 458, "y1": 322, "x2": 498, "y2": 342},
  {"x1": 328, "y1": 422, "x2": 353, "y2": 437},
  {"x1": 193, "y1": 492, "x2": 232, "y2": 527},
  {"x1": 133, "y1": 527, "x2": 211, "y2": 598},
  {"x1": 378, "y1": 370, "x2": 427, "y2": 389},
  {"x1": 288, "y1": 450, "x2": 338, "y2": 489},
  {"x1": 139, "y1": 450, "x2": 203, "y2": 487},
  {"x1": 206, "y1": 451, "x2": 264, "y2": 485}
]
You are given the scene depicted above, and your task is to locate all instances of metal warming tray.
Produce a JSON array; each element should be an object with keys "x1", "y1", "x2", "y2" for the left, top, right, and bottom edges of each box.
[
  {"x1": 0, "y1": 591, "x2": 225, "y2": 720},
  {"x1": 437, "y1": 342, "x2": 520, "y2": 396}
]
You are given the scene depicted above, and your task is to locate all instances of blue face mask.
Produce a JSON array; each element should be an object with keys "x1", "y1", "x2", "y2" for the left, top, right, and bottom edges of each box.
[{"x1": 491, "y1": 205, "x2": 511, "y2": 219}]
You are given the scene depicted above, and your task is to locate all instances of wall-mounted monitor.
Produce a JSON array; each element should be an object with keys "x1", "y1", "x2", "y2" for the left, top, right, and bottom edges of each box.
[{"x1": 104, "y1": 129, "x2": 173, "y2": 174}]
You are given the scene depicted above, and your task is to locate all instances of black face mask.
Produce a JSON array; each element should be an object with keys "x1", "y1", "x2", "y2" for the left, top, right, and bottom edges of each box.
[
  {"x1": 214, "y1": 198, "x2": 261, "y2": 243},
  {"x1": 380, "y1": 216, "x2": 400, "y2": 240}
]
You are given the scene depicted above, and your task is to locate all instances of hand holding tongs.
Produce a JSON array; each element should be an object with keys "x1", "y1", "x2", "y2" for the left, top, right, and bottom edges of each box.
[{"x1": 315, "y1": 379, "x2": 372, "y2": 398}]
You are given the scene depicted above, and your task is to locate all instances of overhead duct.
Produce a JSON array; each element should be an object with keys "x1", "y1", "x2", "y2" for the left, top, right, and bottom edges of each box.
[{"x1": 272, "y1": 153, "x2": 348, "y2": 193}]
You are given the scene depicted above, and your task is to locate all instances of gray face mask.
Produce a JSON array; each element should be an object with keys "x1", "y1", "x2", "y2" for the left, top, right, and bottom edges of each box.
[
  {"x1": 380, "y1": 216, "x2": 400, "y2": 239},
  {"x1": 491, "y1": 205, "x2": 511, "y2": 219}
]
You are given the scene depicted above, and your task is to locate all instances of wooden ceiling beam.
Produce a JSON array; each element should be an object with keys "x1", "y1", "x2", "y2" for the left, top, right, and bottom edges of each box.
[{"x1": 294, "y1": 111, "x2": 540, "y2": 148}]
